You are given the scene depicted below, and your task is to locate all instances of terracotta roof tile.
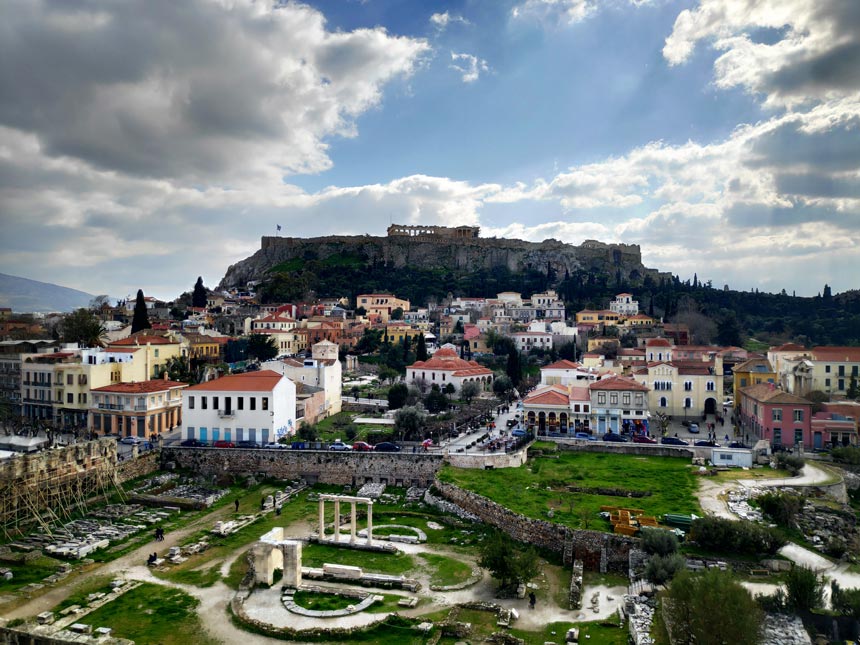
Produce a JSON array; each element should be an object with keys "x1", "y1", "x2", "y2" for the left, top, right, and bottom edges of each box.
[
  {"x1": 543, "y1": 360, "x2": 581, "y2": 370},
  {"x1": 92, "y1": 380, "x2": 189, "y2": 393},
  {"x1": 589, "y1": 375, "x2": 649, "y2": 392},
  {"x1": 740, "y1": 383, "x2": 810, "y2": 404},
  {"x1": 109, "y1": 335, "x2": 177, "y2": 346},
  {"x1": 185, "y1": 370, "x2": 284, "y2": 392}
]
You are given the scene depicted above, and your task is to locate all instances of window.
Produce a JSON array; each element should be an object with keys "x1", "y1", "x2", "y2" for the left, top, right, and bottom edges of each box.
[
  {"x1": 684, "y1": 381, "x2": 693, "y2": 391},
  {"x1": 660, "y1": 397, "x2": 667, "y2": 407},
  {"x1": 719, "y1": 453, "x2": 732, "y2": 461},
  {"x1": 610, "y1": 393, "x2": 618, "y2": 405},
  {"x1": 839, "y1": 366, "x2": 845, "y2": 376},
  {"x1": 773, "y1": 429, "x2": 782, "y2": 444},
  {"x1": 67, "y1": 374, "x2": 73, "y2": 385},
  {"x1": 623, "y1": 393, "x2": 630, "y2": 405},
  {"x1": 826, "y1": 378, "x2": 831, "y2": 387},
  {"x1": 598, "y1": 393, "x2": 606, "y2": 404},
  {"x1": 201, "y1": 396, "x2": 208, "y2": 410},
  {"x1": 67, "y1": 393, "x2": 73, "y2": 404},
  {"x1": 583, "y1": 405, "x2": 589, "y2": 413},
  {"x1": 706, "y1": 381, "x2": 715, "y2": 391},
  {"x1": 794, "y1": 409, "x2": 804, "y2": 422},
  {"x1": 740, "y1": 378, "x2": 747, "y2": 387},
  {"x1": 251, "y1": 398, "x2": 256, "y2": 410},
  {"x1": 635, "y1": 393, "x2": 643, "y2": 405},
  {"x1": 772, "y1": 409, "x2": 782, "y2": 422},
  {"x1": 839, "y1": 379, "x2": 845, "y2": 391},
  {"x1": 794, "y1": 429, "x2": 803, "y2": 445},
  {"x1": 826, "y1": 365, "x2": 831, "y2": 373},
  {"x1": 154, "y1": 349, "x2": 159, "y2": 358},
  {"x1": 188, "y1": 396, "x2": 194, "y2": 410},
  {"x1": 212, "y1": 396, "x2": 219, "y2": 410},
  {"x1": 684, "y1": 398, "x2": 692, "y2": 409},
  {"x1": 238, "y1": 397, "x2": 243, "y2": 410}
]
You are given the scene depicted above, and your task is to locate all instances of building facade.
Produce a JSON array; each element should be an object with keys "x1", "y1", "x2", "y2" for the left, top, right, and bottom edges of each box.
[{"x1": 90, "y1": 379, "x2": 187, "y2": 439}]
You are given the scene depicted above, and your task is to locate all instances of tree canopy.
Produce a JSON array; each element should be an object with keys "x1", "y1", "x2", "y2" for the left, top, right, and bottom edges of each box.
[
  {"x1": 192, "y1": 277, "x2": 207, "y2": 308},
  {"x1": 247, "y1": 333, "x2": 278, "y2": 361},
  {"x1": 61, "y1": 309, "x2": 106, "y2": 347},
  {"x1": 478, "y1": 531, "x2": 539, "y2": 591}
]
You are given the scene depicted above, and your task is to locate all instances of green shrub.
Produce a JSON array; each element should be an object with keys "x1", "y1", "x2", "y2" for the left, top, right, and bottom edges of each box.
[
  {"x1": 645, "y1": 553, "x2": 685, "y2": 584},
  {"x1": 785, "y1": 565, "x2": 824, "y2": 612},
  {"x1": 756, "y1": 491, "x2": 803, "y2": 527},
  {"x1": 831, "y1": 446, "x2": 860, "y2": 465},
  {"x1": 775, "y1": 452, "x2": 805, "y2": 475},
  {"x1": 641, "y1": 528, "x2": 679, "y2": 557},
  {"x1": 690, "y1": 516, "x2": 785, "y2": 556}
]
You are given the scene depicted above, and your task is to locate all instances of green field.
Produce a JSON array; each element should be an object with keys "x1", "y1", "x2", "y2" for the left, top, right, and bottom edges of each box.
[
  {"x1": 301, "y1": 542, "x2": 416, "y2": 576},
  {"x1": 438, "y1": 451, "x2": 700, "y2": 530},
  {"x1": 75, "y1": 583, "x2": 218, "y2": 645}
]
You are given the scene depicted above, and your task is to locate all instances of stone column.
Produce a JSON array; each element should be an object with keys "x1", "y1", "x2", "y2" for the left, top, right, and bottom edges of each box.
[
  {"x1": 366, "y1": 501, "x2": 373, "y2": 545},
  {"x1": 318, "y1": 499, "x2": 325, "y2": 541},
  {"x1": 333, "y1": 499, "x2": 340, "y2": 543},
  {"x1": 350, "y1": 502, "x2": 356, "y2": 544}
]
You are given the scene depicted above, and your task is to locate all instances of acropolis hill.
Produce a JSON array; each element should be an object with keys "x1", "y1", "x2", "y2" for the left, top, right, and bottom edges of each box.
[{"x1": 218, "y1": 224, "x2": 669, "y2": 291}]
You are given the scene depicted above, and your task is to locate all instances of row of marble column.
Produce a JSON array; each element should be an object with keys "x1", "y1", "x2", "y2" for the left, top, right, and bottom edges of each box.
[{"x1": 318, "y1": 497, "x2": 373, "y2": 545}]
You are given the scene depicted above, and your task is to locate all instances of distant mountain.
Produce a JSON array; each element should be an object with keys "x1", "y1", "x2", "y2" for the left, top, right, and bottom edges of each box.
[{"x1": 0, "y1": 273, "x2": 95, "y2": 313}]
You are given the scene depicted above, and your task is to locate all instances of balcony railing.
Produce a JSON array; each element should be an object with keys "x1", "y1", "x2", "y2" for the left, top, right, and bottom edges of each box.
[
  {"x1": 98, "y1": 403, "x2": 124, "y2": 411},
  {"x1": 218, "y1": 409, "x2": 235, "y2": 418},
  {"x1": 134, "y1": 405, "x2": 147, "y2": 411}
]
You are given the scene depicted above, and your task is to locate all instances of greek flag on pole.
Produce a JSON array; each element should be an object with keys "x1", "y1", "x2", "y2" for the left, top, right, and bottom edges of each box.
[{"x1": 276, "y1": 224, "x2": 282, "y2": 231}]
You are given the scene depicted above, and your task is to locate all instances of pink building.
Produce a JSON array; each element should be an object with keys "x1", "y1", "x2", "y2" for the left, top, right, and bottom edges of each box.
[{"x1": 738, "y1": 383, "x2": 812, "y2": 450}]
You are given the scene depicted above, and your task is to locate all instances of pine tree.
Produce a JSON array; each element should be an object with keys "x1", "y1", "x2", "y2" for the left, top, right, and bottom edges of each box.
[
  {"x1": 192, "y1": 277, "x2": 207, "y2": 308},
  {"x1": 416, "y1": 333, "x2": 428, "y2": 361},
  {"x1": 131, "y1": 289, "x2": 151, "y2": 334}
]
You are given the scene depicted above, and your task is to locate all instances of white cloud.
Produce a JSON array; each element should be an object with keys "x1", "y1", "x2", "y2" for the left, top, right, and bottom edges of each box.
[
  {"x1": 0, "y1": 0, "x2": 430, "y2": 182},
  {"x1": 663, "y1": 0, "x2": 860, "y2": 107},
  {"x1": 511, "y1": 0, "x2": 657, "y2": 26},
  {"x1": 450, "y1": 52, "x2": 490, "y2": 83},
  {"x1": 430, "y1": 11, "x2": 469, "y2": 31}
]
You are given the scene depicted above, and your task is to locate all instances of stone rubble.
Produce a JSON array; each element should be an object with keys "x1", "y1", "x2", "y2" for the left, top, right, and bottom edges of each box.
[
  {"x1": 356, "y1": 482, "x2": 386, "y2": 499},
  {"x1": 760, "y1": 613, "x2": 813, "y2": 645}
]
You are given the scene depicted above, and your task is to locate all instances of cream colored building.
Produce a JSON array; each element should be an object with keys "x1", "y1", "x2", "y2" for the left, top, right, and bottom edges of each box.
[
  {"x1": 633, "y1": 355, "x2": 724, "y2": 418},
  {"x1": 356, "y1": 294, "x2": 410, "y2": 323}
]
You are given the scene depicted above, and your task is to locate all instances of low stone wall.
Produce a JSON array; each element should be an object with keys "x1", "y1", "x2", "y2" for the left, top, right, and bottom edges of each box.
[
  {"x1": 445, "y1": 449, "x2": 528, "y2": 469},
  {"x1": 116, "y1": 450, "x2": 160, "y2": 484},
  {"x1": 552, "y1": 441, "x2": 694, "y2": 459},
  {"x1": 433, "y1": 479, "x2": 637, "y2": 573},
  {"x1": 162, "y1": 448, "x2": 443, "y2": 488}
]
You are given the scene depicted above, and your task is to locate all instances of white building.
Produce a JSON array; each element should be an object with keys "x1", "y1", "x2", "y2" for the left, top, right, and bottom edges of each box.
[
  {"x1": 182, "y1": 370, "x2": 296, "y2": 445},
  {"x1": 406, "y1": 347, "x2": 493, "y2": 393},
  {"x1": 609, "y1": 293, "x2": 639, "y2": 316},
  {"x1": 262, "y1": 341, "x2": 342, "y2": 420},
  {"x1": 540, "y1": 360, "x2": 599, "y2": 386},
  {"x1": 511, "y1": 331, "x2": 553, "y2": 353}
]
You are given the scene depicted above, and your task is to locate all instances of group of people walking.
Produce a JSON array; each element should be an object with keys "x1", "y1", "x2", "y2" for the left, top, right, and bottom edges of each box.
[{"x1": 153, "y1": 527, "x2": 165, "y2": 541}]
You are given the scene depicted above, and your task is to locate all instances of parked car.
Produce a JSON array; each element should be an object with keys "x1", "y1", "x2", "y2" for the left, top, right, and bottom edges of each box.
[
  {"x1": 511, "y1": 428, "x2": 527, "y2": 438},
  {"x1": 120, "y1": 436, "x2": 142, "y2": 445},
  {"x1": 661, "y1": 436, "x2": 690, "y2": 446},
  {"x1": 352, "y1": 441, "x2": 373, "y2": 452},
  {"x1": 263, "y1": 442, "x2": 287, "y2": 449},
  {"x1": 694, "y1": 440, "x2": 720, "y2": 447},
  {"x1": 574, "y1": 432, "x2": 596, "y2": 440},
  {"x1": 180, "y1": 438, "x2": 206, "y2": 447},
  {"x1": 237, "y1": 441, "x2": 258, "y2": 448},
  {"x1": 632, "y1": 434, "x2": 657, "y2": 444},
  {"x1": 329, "y1": 441, "x2": 352, "y2": 451},
  {"x1": 728, "y1": 442, "x2": 750, "y2": 449},
  {"x1": 373, "y1": 441, "x2": 401, "y2": 452},
  {"x1": 723, "y1": 399, "x2": 734, "y2": 407},
  {"x1": 688, "y1": 423, "x2": 700, "y2": 433},
  {"x1": 213, "y1": 440, "x2": 236, "y2": 448},
  {"x1": 506, "y1": 419, "x2": 518, "y2": 429},
  {"x1": 602, "y1": 432, "x2": 627, "y2": 442}
]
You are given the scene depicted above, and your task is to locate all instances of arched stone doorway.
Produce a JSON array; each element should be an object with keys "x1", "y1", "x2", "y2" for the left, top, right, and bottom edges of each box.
[
  {"x1": 704, "y1": 398, "x2": 717, "y2": 415},
  {"x1": 538, "y1": 412, "x2": 546, "y2": 434}
]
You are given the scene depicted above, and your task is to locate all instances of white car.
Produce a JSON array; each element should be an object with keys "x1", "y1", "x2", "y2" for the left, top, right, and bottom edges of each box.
[
  {"x1": 120, "y1": 436, "x2": 142, "y2": 445},
  {"x1": 722, "y1": 399, "x2": 734, "y2": 407}
]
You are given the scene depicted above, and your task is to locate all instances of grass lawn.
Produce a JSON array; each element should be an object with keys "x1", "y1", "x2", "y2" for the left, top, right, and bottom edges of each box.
[
  {"x1": 417, "y1": 552, "x2": 473, "y2": 587},
  {"x1": 713, "y1": 468, "x2": 792, "y2": 481},
  {"x1": 438, "y1": 452, "x2": 700, "y2": 531},
  {"x1": 300, "y1": 542, "x2": 415, "y2": 576},
  {"x1": 0, "y1": 555, "x2": 63, "y2": 593},
  {"x1": 292, "y1": 589, "x2": 358, "y2": 611},
  {"x1": 81, "y1": 583, "x2": 218, "y2": 645},
  {"x1": 510, "y1": 621, "x2": 628, "y2": 645}
]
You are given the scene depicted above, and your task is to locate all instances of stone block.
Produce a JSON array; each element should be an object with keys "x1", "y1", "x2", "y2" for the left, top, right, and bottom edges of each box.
[
  {"x1": 323, "y1": 563, "x2": 363, "y2": 579},
  {"x1": 70, "y1": 623, "x2": 92, "y2": 634},
  {"x1": 95, "y1": 627, "x2": 112, "y2": 636},
  {"x1": 36, "y1": 611, "x2": 54, "y2": 624}
]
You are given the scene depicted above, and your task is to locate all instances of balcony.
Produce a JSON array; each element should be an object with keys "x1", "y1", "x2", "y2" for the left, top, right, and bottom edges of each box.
[
  {"x1": 218, "y1": 409, "x2": 235, "y2": 418},
  {"x1": 98, "y1": 403, "x2": 125, "y2": 411},
  {"x1": 134, "y1": 405, "x2": 147, "y2": 411}
]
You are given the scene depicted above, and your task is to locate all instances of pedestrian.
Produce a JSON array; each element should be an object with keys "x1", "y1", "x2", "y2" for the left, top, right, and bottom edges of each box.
[
  {"x1": 725, "y1": 434, "x2": 729, "y2": 442},
  {"x1": 154, "y1": 528, "x2": 159, "y2": 542},
  {"x1": 261, "y1": 497, "x2": 265, "y2": 511},
  {"x1": 276, "y1": 504, "x2": 281, "y2": 516},
  {"x1": 529, "y1": 591, "x2": 536, "y2": 609},
  {"x1": 234, "y1": 499, "x2": 239, "y2": 513}
]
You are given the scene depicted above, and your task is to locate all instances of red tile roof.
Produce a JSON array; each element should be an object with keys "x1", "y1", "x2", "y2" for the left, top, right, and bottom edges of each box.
[
  {"x1": 740, "y1": 383, "x2": 810, "y2": 404},
  {"x1": 185, "y1": 370, "x2": 284, "y2": 392},
  {"x1": 109, "y1": 335, "x2": 177, "y2": 346},
  {"x1": 811, "y1": 347, "x2": 860, "y2": 362},
  {"x1": 543, "y1": 360, "x2": 581, "y2": 370},
  {"x1": 103, "y1": 347, "x2": 140, "y2": 353},
  {"x1": 646, "y1": 338, "x2": 672, "y2": 347},
  {"x1": 92, "y1": 380, "x2": 188, "y2": 393},
  {"x1": 409, "y1": 348, "x2": 493, "y2": 376},
  {"x1": 589, "y1": 375, "x2": 649, "y2": 392},
  {"x1": 770, "y1": 342, "x2": 807, "y2": 352},
  {"x1": 524, "y1": 386, "x2": 570, "y2": 407}
]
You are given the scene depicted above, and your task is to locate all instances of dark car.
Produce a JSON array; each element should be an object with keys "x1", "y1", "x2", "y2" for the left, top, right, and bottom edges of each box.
[
  {"x1": 213, "y1": 440, "x2": 236, "y2": 448},
  {"x1": 728, "y1": 442, "x2": 750, "y2": 449},
  {"x1": 632, "y1": 434, "x2": 657, "y2": 444},
  {"x1": 602, "y1": 433, "x2": 627, "y2": 442},
  {"x1": 236, "y1": 440, "x2": 258, "y2": 448},
  {"x1": 694, "y1": 440, "x2": 720, "y2": 447},
  {"x1": 506, "y1": 419, "x2": 518, "y2": 429},
  {"x1": 661, "y1": 436, "x2": 690, "y2": 446},
  {"x1": 511, "y1": 428, "x2": 527, "y2": 438},
  {"x1": 373, "y1": 442, "x2": 401, "y2": 452},
  {"x1": 180, "y1": 439, "x2": 206, "y2": 447}
]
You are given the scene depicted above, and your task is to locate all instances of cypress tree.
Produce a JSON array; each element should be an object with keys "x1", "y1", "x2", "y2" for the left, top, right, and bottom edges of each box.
[
  {"x1": 416, "y1": 333, "x2": 428, "y2": 361},
  {"x1": 192, "y1": 277, "x2": 207, "y2": 308},
  {"x1": 131, "y1": 289, "x2": 151, "y2": 334}
]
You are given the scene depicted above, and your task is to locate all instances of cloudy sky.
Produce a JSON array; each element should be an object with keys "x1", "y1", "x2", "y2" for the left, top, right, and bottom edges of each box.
[{"x1": 1, "y1": 0, "x2": 858, "y2": 300}]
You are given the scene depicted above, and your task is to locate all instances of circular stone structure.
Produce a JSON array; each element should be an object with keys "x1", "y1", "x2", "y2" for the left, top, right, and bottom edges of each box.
[
  {"x1": 282, "y1": 588, "x2": 380, "y2": 617},
  {"x1": 356, "y1": 524, "x2": 428, "y2": 542}
]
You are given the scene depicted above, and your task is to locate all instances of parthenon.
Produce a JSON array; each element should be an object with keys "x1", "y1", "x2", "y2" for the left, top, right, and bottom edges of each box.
[{"x1": 387, "y1": 224, "x2": 480, "y2": 239}]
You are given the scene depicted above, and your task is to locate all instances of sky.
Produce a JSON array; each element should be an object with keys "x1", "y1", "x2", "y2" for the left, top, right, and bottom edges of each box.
[{"x1": 1, "y1": 0, "x2": 859, "y2": 301}]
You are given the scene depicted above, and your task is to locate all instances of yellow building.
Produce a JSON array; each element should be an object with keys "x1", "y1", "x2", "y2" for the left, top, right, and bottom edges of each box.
[
  {"x1": 382, "y1": 324, "x2": 424, "y2": 345},
  {"x1": 575, "y1": 309, "x2": 621, "y2": 325},
  {"x1": 107, "y1": 334, "x2": 182, "y2": 378},
  {"x1": 732, "y1": 358, "x2": 776, "y2": 404},
  {"x1": 587, "y1": 337, "x2": 621, "y2": 352},
  {"x1": 356, "y1": 294, "x2": 410, "y2": 323}
]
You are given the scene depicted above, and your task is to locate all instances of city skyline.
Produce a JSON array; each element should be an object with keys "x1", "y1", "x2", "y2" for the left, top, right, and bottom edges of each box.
[{"x1": 1, "y1": 0, "x2": 858, "y2": 300}]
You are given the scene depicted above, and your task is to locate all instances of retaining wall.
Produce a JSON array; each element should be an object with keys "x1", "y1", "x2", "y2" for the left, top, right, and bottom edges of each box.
[
  {"x1": 433, "y1": 479, "x2": 637, "y2": 573},
  {"x1": 552, "y1": 441, "x2": 695, "y2": 459},
  {"x1": 162, "y1": 448, "x2": 443, "y2": 487},
  {"x1": 116, "y1": 450, "x2": 160, "y2": 484}
]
